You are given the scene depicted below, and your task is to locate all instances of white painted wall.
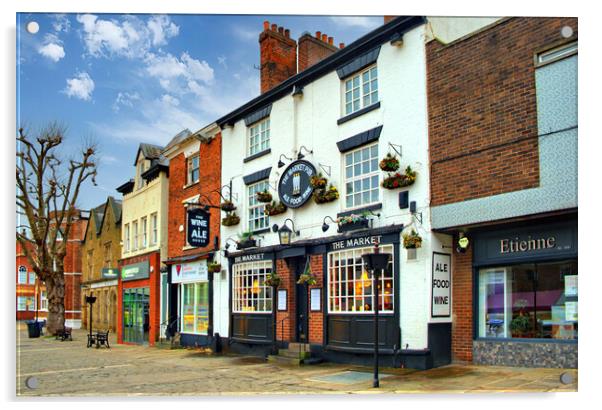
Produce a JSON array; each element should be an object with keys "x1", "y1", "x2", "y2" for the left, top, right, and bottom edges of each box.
[
  {"x1": 220, "y1": 25, "x2": 451, "y2": 348},
  {"x1": 426, "y1": 17, "x2": 502, "y2": 44}
]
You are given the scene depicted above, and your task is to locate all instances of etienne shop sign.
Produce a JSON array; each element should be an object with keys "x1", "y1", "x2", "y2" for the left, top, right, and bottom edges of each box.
[
  {"x1": 431, "y1": 253, "x2": 451, "y2": 318},
  {"x1": 172, "y1": 260, "x2": 208, "y2": 284},
  {"x1": 121, "y1": 261, "x2": 150, "y2": 282},
  {"x1": 278, "y1": 160, "x2": 316, "y2": 209}
]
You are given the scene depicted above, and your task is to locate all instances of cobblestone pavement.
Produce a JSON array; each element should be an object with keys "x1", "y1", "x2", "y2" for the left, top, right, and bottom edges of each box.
[{"x1": 16, "y1": 325, "x2": 577, "y2": 397}]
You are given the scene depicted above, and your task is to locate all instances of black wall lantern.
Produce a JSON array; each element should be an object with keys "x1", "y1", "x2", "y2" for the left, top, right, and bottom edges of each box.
[
  {"x1": 277, "y1": 154, "x2": 292, "y2": 168},
  {"x1": 321, "y1": 216, "x2": 337, "y2": 232},
  {"x1": 457, "y1": 233, "x2": 470, "y2": 253},
  {"x1": 297, "y1": 145, "x2": 313, "y2": 160},
  {"x1": 273, "y1": 218, "x2": 299, "y2": 245}
]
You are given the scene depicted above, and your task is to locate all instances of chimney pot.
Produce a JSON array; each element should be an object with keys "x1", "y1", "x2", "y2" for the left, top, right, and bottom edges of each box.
[
  {"x1": 260, "y1": 21, "x2": 298, "y2": 94},
  {"x1": 315, "y1": 31, "x2": 321, "y2": 39},
  {"x1": 278, "y1": 26, "x2": 284, "y2": 35},
  {"x1": 263, "y1": 21, "x2": 270, "y2": 30},
  {"x1": 321, "y1": 33, "x2": 328, "y2": 42},
  {"x1": 271, "y1": 23, "x2": 277, "y2": 31},
  {"x1": 339, "y1": 42, "x2": 345, "y2": 49},
  {"x1": 328, "y1": 36, "x2": 333, "y2": 45},
  {"x1": 285, "y1": 28, "x2": 290, "y2": 38}
]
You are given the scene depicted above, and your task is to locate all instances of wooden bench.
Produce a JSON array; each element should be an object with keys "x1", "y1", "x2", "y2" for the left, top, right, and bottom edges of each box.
[
  {"x1": 95, "y1": 330, "x2": 110, "y2": 349},
  {"x1": 55, "y1": 326, "x2": 72, "y2": 341}
]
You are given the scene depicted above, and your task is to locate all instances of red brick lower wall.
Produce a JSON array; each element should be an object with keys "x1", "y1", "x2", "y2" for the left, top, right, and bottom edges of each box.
[
  {"x1": 308, "y1": 255, "x2": 324, "y2": 345},
  {"x1": 117, "y1": 251, "x2": 161, "y2": 346},
  {"x1": 452, "y1": 245, "x2": 474, "y2": 362}
]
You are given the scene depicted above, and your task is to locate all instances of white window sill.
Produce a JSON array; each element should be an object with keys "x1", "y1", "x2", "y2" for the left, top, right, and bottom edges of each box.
[{"x1": 183, "y1": 181, "x2": 199, "y2": 189}]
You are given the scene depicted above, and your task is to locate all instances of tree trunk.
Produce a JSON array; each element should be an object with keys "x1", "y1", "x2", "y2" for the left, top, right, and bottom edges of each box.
[{"x1": 45, "y1": 274, "x2": 66, "y2": 335}]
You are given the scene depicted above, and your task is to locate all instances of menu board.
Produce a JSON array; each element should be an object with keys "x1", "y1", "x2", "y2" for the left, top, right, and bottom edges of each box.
[{"x1": 565, "y1": 275, "x2": 578, "y2": 297}]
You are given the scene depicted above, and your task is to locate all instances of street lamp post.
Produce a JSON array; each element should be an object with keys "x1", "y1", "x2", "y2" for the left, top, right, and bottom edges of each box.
[
  {"x1": 361, "y1": 242, "x2": 392, "y2": 389},
  {"x1": 85, "y1": 295, "x2": 97, "y2": 347}
]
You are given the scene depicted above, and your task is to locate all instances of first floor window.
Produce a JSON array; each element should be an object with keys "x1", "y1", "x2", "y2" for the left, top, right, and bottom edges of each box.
[
  {"x1": 40, "y1": 291, "x2": 48, "y2": 311},
  {"x1": 248, "y1": 180, "x2": 270, "y2": 231},
  {"x1": 141, "y1": 217, "x2": 148, "y2": 248},
  {"x1": 28, "y1": 271, "x2": 36, "y2": 284},
  {"x1": 17, "y1": 296, "x2": 35, "y2": 311},
  {"x1": 124, "y1": 223, "x2": 130, "y2": 252},
  {"x1": 328, "y1": 245, "x2": 394, "y2": 313},
  {"x1": 18, "y1": 269, "x2": 27, "y2": 284},
  {"x1": 478, "y1": 260, "x2": 578, "y2": 340},
  {"x1": 151, "y1": 213, "x2": 158, "y2": 246},
  {"x1": 180, "y1": 282, "x2": 209, "y2": 334},
  {"x1": 344, "y1": 65, "x2": 378, "y2": 115},
  {"x1": 187, "y1": 154, "x2": 200, "y2": 184},
  {"x1": 344, "y1": 143, "x2": 379, "y2": 209},
  {"x1": 133, "y1": 221, "x2": 139, "y2": 250},
  {"x1": 233, "y1": 261, "x2": 273, "y2": 313}
]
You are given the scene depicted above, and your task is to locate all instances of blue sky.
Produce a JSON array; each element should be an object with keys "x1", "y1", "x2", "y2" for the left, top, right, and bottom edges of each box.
[{"x1": 16, "y1": 13, "x2": 383, "y2": 210}]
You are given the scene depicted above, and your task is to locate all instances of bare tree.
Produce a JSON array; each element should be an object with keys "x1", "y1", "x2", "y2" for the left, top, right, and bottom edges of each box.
[{"x1": 16, "y1": 123, "x2": 97, "y2": 334}]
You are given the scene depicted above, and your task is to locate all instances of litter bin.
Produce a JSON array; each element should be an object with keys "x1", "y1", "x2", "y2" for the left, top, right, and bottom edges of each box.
[{"x1": 26, "y1": 320, "x2": 41, "y2": 338}]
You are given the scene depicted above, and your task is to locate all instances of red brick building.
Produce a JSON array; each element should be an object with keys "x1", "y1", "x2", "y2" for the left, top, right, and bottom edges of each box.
[
  {"x1": 162, "y1": 124, "x2": 222, "y2": 347},
  {"x1": 427, "y1": 17, "x2": 578, "y2": 368}
]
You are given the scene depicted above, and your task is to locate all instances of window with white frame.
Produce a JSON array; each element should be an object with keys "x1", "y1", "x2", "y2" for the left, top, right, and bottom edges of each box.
[
  {"x1": 28, "y1": 271, "x2": 36, "y2": 284},
  {"x1": 248, "y1": 119, "x2": 270, "y2": 156},
  {"x1": 17, "y1": 296, "x2": 27, "y2": 311},
  {"x1": 137, "y1": 160, "x2": 146, "y2": 190},
  {"x1": 40, "y1": 290, "x2": 48, "y2": 311},
  {"x1": 150, "y1": 213, "x2": 158, "y2": 246},
  {"x1": 328, "y1": 245, "x2": 394, "y2": 313},
  {"x1": 133, "y1": 221, "x2": 139, "y2": 250},
  {"x1": 537, "y1": 41, "x2": 577, "y2": 65},
  {"x1": 187, "y1": 154, "x2": 200, "y2": 185},
  {"x1": 344, "y1": 66, "x2": 378, "y2": 116},
  {"x1": 248, "y1": 180, "x2": 270, "y2": 231},
  {"x1": 344, "y1": 143, "x2": 379, "y2": 209},
  {"x1": 124, "y1": 223, "x2": 130, "y2": 252},
  {"x1": 180, "y1": 282, "x2": 210, "y2": 334},
  {"x1": 141, "y1": 217, "x2": 148, "y2": 248},
  {"x1": 232, "y1": 261, "x2": 273, "y2": 313},
  {"x1": 18, "y1": 268, "x2": 27, "y2": 284}
]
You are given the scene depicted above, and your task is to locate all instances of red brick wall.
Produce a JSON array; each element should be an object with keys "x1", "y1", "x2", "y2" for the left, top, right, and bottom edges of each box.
[
  {"x1": 117, "y1": 251, "x2": 161, "y2": 346},
  {"x1": 308, "y1": 255, "x2": 324, "y2": 344},
  {"x1": 260, "y1": 21, "x2": 297, "y2": 94},
  {"x1": 298, "y1": 33, "x2": 338, "y2": 72},
  {"x1": 167, "y1": 134, "x2": 222, "y2": 260},
  {"x1": 452, "y1": 241, "x2": 473, "y2": 362},
  {"x1": 427, "y1": 17, "x2": 578, "y2": 206},
  {"x1": 275, "y1": 259, "x2": 295, "y2": 342}
]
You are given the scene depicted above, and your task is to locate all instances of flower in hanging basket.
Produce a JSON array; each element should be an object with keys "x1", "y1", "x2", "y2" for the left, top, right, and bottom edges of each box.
[
  {"x1": 310, "y1": 173, "x2": 328, "y2": 189},
  {"x1": 208, "y1": 263, "x2": 222, "y2": 274},
  {"x1": 220, "y1": 201, "x2": 236, "y2": 212},
  {"x1": 402, "y1": 229, "x2": 423, "y2": 249},
  {"x1": 336, "y1": 212, "x2": 368, "y2": 226},
  {"x1": 264, "y1": 200, "x2": 287, "y2": 216},
  {"x1": 313, "y1": 184, "x2": 339, "y2": 204},
  {"x1": 256, "y1": 189, "x2": 272, "y2": 203},
  {"x1": 382, "y1": 165, "x2": 417, "y2": 190},
  {"x1": 264, "y1": 272, "x2": 282, "y2": 288},
  {"x1": 379, "y1": 153, "x2": 400, "y2": 172},
  {"x1": 221, "y1": 212, "x2": 240, "y2": 226}
]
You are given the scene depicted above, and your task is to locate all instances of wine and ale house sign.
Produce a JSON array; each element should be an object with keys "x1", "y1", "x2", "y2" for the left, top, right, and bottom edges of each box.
[{"x1": 278, "y1": 160, "x2": 317, "y2": 208}]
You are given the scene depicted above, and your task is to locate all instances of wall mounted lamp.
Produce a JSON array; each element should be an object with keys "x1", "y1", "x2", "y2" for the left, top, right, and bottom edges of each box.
[
  {"x1": 278, "y1": 154, "x2": 293, "y2": 168},
  {"x1": 321, "y1": 216, "x2": 337, "y2": 232},
  {"x1": 272, "y1": 218, "x2": 299, "y2": 245},
  {"x1": 297, "y1": 145, "x2": 313, "y2": 160}
]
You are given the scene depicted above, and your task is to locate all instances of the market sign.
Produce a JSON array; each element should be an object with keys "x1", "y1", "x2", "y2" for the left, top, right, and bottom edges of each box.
[
  {"x1": 121, "y1": 261, "x2": 150, "y2": 282},
  {"x1": 187, "y1": 207, "x2": 210, "y2": 247},
  {"x1": 101, "y1": 267, "x2": 119, "y2": 279},
  {"x1": 172, "y1": 260, "x2": 208, "y2": 283},
  {"x1": 431, "y1": 252, "x2": 451, "y2": 318},
  {"x1": 278, "y1": 160, "x2": 316, "y2": 209}
]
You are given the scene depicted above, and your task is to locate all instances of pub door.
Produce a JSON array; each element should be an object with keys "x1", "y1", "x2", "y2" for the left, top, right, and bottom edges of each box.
[{"x1": 294, "y1": 257, "x2": 309, "y2": 343}]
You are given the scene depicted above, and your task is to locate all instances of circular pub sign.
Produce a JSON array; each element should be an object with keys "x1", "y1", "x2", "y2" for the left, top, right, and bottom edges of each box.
[{"x1": 278, "y1": 160, "x2": 317, "y2": 209}]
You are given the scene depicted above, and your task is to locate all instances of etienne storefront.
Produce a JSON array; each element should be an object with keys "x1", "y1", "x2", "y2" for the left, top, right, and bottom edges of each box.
[{"x1": 468, "y1": 215, "x2": 578, "y2": 367}]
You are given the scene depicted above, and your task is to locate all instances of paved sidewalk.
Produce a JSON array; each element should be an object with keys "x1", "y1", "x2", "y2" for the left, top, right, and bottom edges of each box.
[{"x1": 16, "y1": 326, "x2": 577, "y2": 397}]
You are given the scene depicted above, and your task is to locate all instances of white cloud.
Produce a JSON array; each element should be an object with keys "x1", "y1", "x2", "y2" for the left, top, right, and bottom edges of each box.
[
  {"x1": 218, "y1": 55, "x2": 228, "y2": 69},
  {"x1": 231, "y1": 25, "x2": 257, "y2": 42},
  {"x1": 52, "y1": 14, "x2": 71, "y2": 33},
  {"x1": 329, "y1": 16, "x2": 381, "y2": 29},
  {"x1": 76, "y1": 14, "x2": 179, "y2": 59},
  {"x1": 147, "y1": 15, "x2": 179, "y2": 47},
  {"x1": 112, "y1": 91, "x2": 140, "y2": 112},
  {"x1": 161, "y1": 94, "x2": 180, "y2": 107},
  {"x1": 62, "y1": 72, "x2": 95, "y2": 101},
  {"x1": 38, "y1": 33, "x2": 65, "y2": 62},
  {"x1": 144, "y1": 52, "x2": 214, "y2": 95}
]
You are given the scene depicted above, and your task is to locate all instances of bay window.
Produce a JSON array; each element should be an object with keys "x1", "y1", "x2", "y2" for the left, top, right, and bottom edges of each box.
[
  {"x1": 344, "y1": 66, "x2": 378, "y2": 115},
  {"x1": 232, "y1": 261, "x2": 273, "y2": 313},
  {"x1": 180, "y1": 282, "x2": 209, "y2": 334},
  {"x1": 478, "y1": 260, "x2": 578, "y2": 340},
  {"x1": 344, "y1": 143, "x2": 379, "y2": 209},
  {"x1": 328, "y1": 245, "x2": 394, "y2": 313}
]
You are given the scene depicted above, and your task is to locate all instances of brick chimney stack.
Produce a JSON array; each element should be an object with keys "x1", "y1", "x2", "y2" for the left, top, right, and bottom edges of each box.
[
  {"x1": 259, "y1": 20, "x2": 297, "y2": 94},
  {"x1": 298, "y1": 30, "x2": 340, "y2": 72}
]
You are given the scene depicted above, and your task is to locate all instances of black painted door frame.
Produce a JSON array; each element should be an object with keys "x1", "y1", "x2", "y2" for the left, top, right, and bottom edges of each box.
[{"x1": 294, "y1": 256, "x2": 309, "y2": 343}]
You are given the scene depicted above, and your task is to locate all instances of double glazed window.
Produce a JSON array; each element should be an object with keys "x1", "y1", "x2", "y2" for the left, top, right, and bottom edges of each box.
[
  {"x1": 478, "y1": 260, "x2": 578, "y2": 340},
  {"x1": 187, "y1": 154, "x2": 200, "y2": 185},
  {"x1": 249, "y1": 119, "x2": 270, "y2": 156},
  {"x1": 232, "y1": 261, "x2": 273, "y2": 313},
  {"x1": 344, "y1": 66, "x2": 378, "y2": 115},
  {"x1": 344, "y1": 143, "x2": 379, "y2": 209},
  {"x1": 248, "y1": 180, "x2": 270, "y2": 231},
  {"x1": 180, "y1": 282, "x2": 209, "y2": 334},
  {"x1": 328, "y1": 245, "x2": 394, "y2": 313}
]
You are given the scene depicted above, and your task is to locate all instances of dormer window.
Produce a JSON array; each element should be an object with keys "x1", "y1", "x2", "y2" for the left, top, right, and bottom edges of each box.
[{"x1": 137, "y1": 160, "x2": 146, "y2": 190}]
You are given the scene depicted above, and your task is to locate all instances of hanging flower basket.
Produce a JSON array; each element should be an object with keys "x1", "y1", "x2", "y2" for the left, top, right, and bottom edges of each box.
[
  {"x1": 264, "y1": 200, "x2": 287, "y2": 216},
  {"x1": 208, "y1": 263, "x2": 222, "y2": 274},
  {"x1": 256, "y1": 189, "x2": 272, "y2": 203},
  {"x1": 379, "y1": 153, "x2": 400, "y2": 172},
  {"x1": 313, "y1": 184, "x2": 339, "y2": 204},
  {"x1": 237, "y1": 231, "x2": 257, "y2": 249},
  {"x1": 402, "y1": 229, "x2": 423, "y2": 249},
  {"x1": 310, "y1": 173, "x2": 328, "y2": 189},
  {"x1": 221, "y1": 212, "x2": 240, "y2": 226},
  {"x1": 220, "y1": 201, "x2": 236, "y2": 212},
  {"x1": 264, "y1": 272, "x2": 282, "y2": 288},
  {"x1": 382, "y1": 166, "x2": 417, "y2": 190},
  {"x1": 336, "y1": 213, "x2": 370, "y2": 232}
]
